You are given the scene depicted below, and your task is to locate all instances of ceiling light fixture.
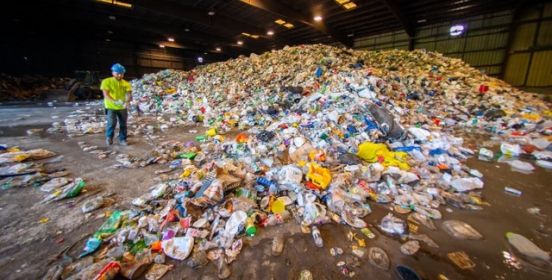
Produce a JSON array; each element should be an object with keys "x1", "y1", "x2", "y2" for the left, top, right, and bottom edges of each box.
[
  {"x1": 343, "y1": 2, "x2": 357, "y2": 9},
  {"x1": 159, "y1": 44, "x2": 165, "y2": 48},
  {"x1": 105, "y1": 38, "x2": 111, "y2": 42},
  {"x1": 197, "y1": 57, "x2": 204, "y2": 63},
  {"x1": 334, "y1": 0, "x2": 357, "y2": 11},
  {"x1": 417, "y1": 19, "x2": 427, "y2": 23},
  {"x1": 275, "y1": 19, "x2": 294, "y2": 29},
  {"x1": 107, "y1": 30, "x2": 113, "y2": 34},
  {"x1": 283, "y1": 23, "x2": 294, "y2": 29},
  {"x1": 208, "y1": 10, "x2": 215, "y2": 16},
  {"x1": 96, "y1": 0, "x2": 132, "y2": 9},
  {"x1": 237, "y1": 40, "x2": 243, "y2": 45},
  {"x1": 184, "y1": 28, "x2": 190, "y2": 32},
  {"x1": 108, "y1": 15, "x2": 116, "y2": 20},
  {"x1": 313, "y1": 15, "x2": 323, "y2": 22},
  {"x1": 216, "y1": 47, "x2": 221, "y2": 52},
  {"x1": 347, "y1": 33, "x2": 354, "y2": 37},
  {"x1": 267, "y1": 30, "x2": 274, "y2": 36},
  {"x1": 168, "y1": 37, "x2": 175, "y2": 42}
]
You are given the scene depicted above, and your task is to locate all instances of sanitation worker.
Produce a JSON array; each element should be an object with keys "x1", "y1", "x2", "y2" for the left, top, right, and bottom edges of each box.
[{"x1": 101, "y1": 63, "x2": 131, "y2": 146}]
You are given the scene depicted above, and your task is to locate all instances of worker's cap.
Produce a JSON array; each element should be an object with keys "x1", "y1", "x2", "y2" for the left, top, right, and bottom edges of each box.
[{"x1": 111, "y1": 63, "x2": 126, "y2": 74}]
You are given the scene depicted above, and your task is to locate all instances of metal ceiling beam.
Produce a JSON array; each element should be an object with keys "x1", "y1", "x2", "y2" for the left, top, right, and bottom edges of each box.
[
  {"x1": 379, "y1": 0, "x2": 415, "y2": 37},
  {"x1": 47, "y1": 0, "x2": 268, "y2": 55},
  {"x1": 51, "y1": 3, "x2": 253, "y2": 56},
  {"x1": 134, "y1": 0, "x2": 264, "y2": 35},
  {"x1": 132, "y1": 0, "x2": 271, "y2": 47},
  {"x1": 238, "y1": 0, "x2": 354, "y2": 47},
  {"x1": 333, "y1": 15, "x2": 398, "y2": 31},
  {"x1": 326, "y1": 6, "x2": 390, "y2": 25}
]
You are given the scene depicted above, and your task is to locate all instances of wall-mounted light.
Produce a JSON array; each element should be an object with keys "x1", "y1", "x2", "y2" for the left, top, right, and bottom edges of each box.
[
  {"x1": 197, "y1": 57, "x2": 204, "y2": 63},
  {"x1": 168, "y1": 37, "x2": 175, "y2": 42},
  {"x1": 208, "y1": 10, "x2": 215, "y2": 16},
  {"x1": 313, "y1": 15, "x2": 323, "y2": 22},
  {"x1": 184, "y1": 28, "x2": 190, "y2": 32},
  {"x1": 159, "y1": 44, "x2": 165, "y2": 48},
  {"x1": 449, "y1": 24, "x2": 465, "y2": 36},
  {"x1": 216, "y1": 47, "x2": 222, "y2": 52},
  {"x1": 267, "y1": 30, "x2": 274, "y2": 36},
  {"x1": 108, "y1": 15, "x2": 116, "y2": 20},
  {"x1": 237, "y1": 40, "x2": 243, "y2": 45}
]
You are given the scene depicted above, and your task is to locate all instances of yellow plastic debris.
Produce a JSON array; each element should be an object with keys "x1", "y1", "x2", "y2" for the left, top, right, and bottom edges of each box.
[
  {"x1": 206, "y1": 128, "x2": 217, "y2": 137},
  {"x1": 13, "y1": 154, "x2": 30, "y2": 162},
  {"x1": 356, "y1": 142, "x2": 410, "y2": 170},
  {"x1": 306, "y1": 162, "x2": 332, "y2": 190},
  {"x1": 270, "y1": 197, "x2": 286, "y2": 214}
]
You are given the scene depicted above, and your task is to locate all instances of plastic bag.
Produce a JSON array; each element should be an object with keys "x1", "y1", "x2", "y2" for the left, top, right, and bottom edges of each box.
[
  {"x1": 506, "y1": 232, "x2": 551, "y2": 263},
  {"x1": 82, "y1": 196, "x2": 105, "y2": 213},
  {"x1": 501, "y1": 143, "x2": 521, "y2": 156},
  {"x1": 40, "y1": 177, "x2": 71, "y2": 193},
  {"x1": 450, "y1": 177, "x2": 484, "y2": 192},
  {"x1": 380, "y1": 213, "x2": 406, "y2": 235},
  {"x1": 442, "y1": 220, "x2": 483, "y2": 240},
  {"x1": 162, "y1": 236, "x2": 194, "y2": 260}
]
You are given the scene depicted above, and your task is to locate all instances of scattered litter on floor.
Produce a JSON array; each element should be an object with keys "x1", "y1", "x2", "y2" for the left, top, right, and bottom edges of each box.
[{"x1": 2, "y1": 44, "x2": 549, "y2": 279}]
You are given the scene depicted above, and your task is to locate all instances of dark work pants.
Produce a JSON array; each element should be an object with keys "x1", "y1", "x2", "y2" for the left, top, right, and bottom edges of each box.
[{"x1": 105, "y1": 109, "x2": 128, "y2": 142}]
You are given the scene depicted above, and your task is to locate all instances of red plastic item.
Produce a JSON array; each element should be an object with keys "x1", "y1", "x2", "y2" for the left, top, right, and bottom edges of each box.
[
  {"x1": 479, "y1": 84, "x2": 489, "y2": 93},
  {"x1": 305, "y1": 181, "x2": 320, "y2": 191},
  {"x1": 93, "y1": 261, "x2": 120, "y2": 280}
]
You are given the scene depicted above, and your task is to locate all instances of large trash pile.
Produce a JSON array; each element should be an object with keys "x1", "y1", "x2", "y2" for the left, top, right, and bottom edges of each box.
[
  {"x1": 0, "y1": 73, "x2": 70, "y2": 102},
  {"x1": 48, "y1": 44, "x2": 552, "y2": 279}
]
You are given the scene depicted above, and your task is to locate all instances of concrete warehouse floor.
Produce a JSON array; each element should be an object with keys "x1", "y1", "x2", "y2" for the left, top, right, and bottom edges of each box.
[{"x1": 0, "y1": 103, "x2": 551, "y2": 280}]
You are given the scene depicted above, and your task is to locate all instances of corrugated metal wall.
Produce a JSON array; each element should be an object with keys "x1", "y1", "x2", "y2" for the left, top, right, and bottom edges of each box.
[
  {"x1": 504, "y1": 2, "x2": 552, "y2": 87},
  {"x1": 354, "y1": 2, "x2": 552, "y2": 87},
  {"x1": 354, "y1": 10, "x2": 511, "y2": 77}
]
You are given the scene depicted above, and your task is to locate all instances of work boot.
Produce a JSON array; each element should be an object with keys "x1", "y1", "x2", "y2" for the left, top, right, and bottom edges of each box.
[
  {"x1": 119, "y1": 140, "x2": 128, "y2": 146},
  {"x1": 106, "y1": 138, "x2": 113, "y2": 146}
]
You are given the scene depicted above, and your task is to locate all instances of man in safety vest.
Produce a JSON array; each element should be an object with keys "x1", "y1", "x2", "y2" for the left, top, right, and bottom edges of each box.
[{"x1": 101, "y1": 63, "x2": 131, "y2": 146}]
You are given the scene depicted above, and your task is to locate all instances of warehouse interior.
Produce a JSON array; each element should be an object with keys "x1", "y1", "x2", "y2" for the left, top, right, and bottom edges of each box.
[{"x1": 0, "y1": 1, "x2": 551, "y2": 280}]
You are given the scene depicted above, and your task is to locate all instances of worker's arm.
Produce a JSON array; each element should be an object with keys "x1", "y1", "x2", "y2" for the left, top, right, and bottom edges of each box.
[{"x1": 103, "y1": 89, "x2": 115, "y2": 102}]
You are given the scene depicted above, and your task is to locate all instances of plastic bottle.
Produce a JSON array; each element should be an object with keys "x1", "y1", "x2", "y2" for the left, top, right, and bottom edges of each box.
[
  {"x1": 504, "y1": 187, "x2": 522, "y2": 196},
  {"x1": 245, "y1": 218, "x2": 257, "y2": 237},
  {"x1": 311, "y1": 226, "x2": 324, "y2": 247}
]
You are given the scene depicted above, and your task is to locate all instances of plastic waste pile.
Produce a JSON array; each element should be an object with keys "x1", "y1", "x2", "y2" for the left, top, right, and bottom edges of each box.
[{"x1": 50, "y1": 44, "x2": 551, "y2": 279}]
